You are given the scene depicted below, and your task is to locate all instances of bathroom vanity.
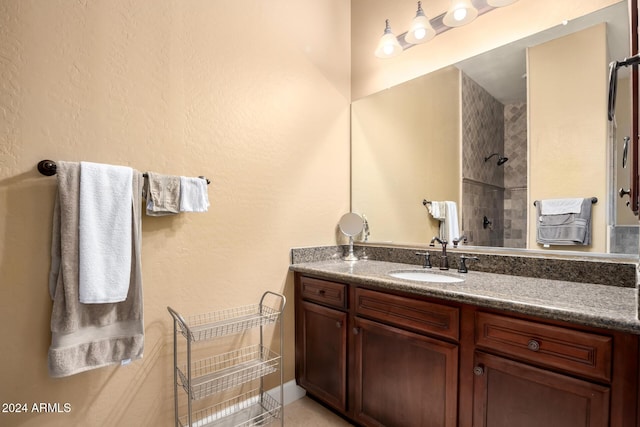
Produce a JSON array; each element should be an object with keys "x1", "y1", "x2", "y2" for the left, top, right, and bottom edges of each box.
[{"x1": 291, "y1": 255, "x2": 640, "y2": 427}]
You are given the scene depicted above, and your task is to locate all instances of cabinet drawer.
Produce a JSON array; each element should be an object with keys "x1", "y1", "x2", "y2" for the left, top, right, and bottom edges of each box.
[
  {"x1": 300, "y1": 277, "x2": 347, "y2": 309},
  {"x1": 475, "y1": 312, "x2": 612, "y2": 382},
  {"x1": 355, "y1": 288, "x2": 459, "y2": 341}
]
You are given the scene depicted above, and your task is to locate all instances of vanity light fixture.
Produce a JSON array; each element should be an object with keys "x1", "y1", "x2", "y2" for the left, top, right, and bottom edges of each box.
[
  {"x1": 375, "y1": 19, "x2": 404, "y2": 58},
  {"x1": 443, "y1": 0, "x2": 478, "y2": 27},
  {"x1": 375, "y1": 0, "x2": 520, "y2": 59},
  {"x1": 405, "y1": 1, "x2": 436, "y2": 45},
  {"x1": 487, "y1": 0, "x2": 519, "y2": 6}
]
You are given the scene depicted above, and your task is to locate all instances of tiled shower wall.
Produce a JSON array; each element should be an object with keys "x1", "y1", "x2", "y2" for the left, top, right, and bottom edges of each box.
[
  {"x1": 461, "y1": 73, "x2": 505, "y2": 247},
  {"x1": 503, "y1": 103, "x2": 528, "y2": 248},
  {"x1": 461, "y1": 73, "x2": 528, "y2": 248}
]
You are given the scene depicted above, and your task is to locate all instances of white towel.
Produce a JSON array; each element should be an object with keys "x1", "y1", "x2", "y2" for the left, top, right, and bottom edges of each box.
[
  {"x1": 540, "y1": 198, "x2": 583, "y2": 215},
  {"x1": 79, "y1": 161, "x2": 133, "y2": 303},
  {"x1": 427, "y1": 201, "x2": 446, "y2": 220},
  {"x1": 440, "y1": 201, "x2": 460, "y2": 243},
  {"x1": 179, "y1": 176, "x2": 210, "y2": 212}
]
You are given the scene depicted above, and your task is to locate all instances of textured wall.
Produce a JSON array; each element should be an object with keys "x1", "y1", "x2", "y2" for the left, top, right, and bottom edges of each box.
[{"x1": 0, "y1": 1, "x2": 350, "y2": 426}]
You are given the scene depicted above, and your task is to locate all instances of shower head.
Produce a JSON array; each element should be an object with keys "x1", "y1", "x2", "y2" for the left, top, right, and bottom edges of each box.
[{"x1": 484, "y1": 153, "x2": 508, "y2": 166}]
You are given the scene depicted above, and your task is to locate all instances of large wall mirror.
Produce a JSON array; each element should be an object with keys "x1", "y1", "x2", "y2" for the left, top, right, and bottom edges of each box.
[{"x1": 352, "y1": 1, "x2": 638, "y2": 256}]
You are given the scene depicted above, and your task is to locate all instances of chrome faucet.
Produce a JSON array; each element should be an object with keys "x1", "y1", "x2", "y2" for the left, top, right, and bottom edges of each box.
[
  {"x1": 452, "y1": 235, "x2": 467, "y2": 248},
  {"x1": 429, "y1": 237, "x2": 449, "y2": 270}
]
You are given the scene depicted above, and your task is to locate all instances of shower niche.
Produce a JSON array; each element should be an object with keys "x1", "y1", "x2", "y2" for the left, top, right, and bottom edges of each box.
[{"x1": 461, "y1": 73, "x2": 528, "y2": 248}]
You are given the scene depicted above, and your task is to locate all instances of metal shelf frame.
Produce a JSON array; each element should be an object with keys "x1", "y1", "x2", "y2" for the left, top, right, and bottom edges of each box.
[{"x1": 168, "y1": 291, "x2": 286, "y2": 427}]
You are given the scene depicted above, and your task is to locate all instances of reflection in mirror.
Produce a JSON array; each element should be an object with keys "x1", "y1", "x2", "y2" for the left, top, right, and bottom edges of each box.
[{"x1": 352, "y1": 1, "x2": 638, "y2": 256}]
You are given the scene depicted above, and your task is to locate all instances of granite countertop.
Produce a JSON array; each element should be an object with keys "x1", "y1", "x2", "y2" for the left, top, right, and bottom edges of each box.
[{"x1": 290, "y1": 259, "x2": 640, "y2": 334}]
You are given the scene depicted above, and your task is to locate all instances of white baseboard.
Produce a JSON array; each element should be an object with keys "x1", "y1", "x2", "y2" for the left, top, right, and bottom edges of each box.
[{"x1": 266, "y1": 380, "x2": 306, "y2": 406}]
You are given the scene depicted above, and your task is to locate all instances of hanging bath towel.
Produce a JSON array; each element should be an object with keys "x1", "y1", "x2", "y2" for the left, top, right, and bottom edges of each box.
[
  {"x1": 536, "y1": 198, "x2": 593, "y2": 246},
  {"x1": 48, "y1": 161, "x2": 144, "y2": 377}
]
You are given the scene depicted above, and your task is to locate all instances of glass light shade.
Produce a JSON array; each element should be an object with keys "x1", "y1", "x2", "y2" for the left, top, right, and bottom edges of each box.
[
  {"x1": 375, "y1": 20, "x2": 403, "y2": 58},
  {"x1": 487, "y1": 0, "x2": 518, "y2": 6},
  {"x1": 443, "y1": 0, "x2": 478, "y2": 27},
  {"x1": 404, "y1": 3, "x2": 436, "y2": 44}
]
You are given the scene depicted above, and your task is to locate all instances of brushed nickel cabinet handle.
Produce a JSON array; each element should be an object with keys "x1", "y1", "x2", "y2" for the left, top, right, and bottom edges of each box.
[
  {"x1": 353, "y1": 327, "x2": 360, "y2": 335},
  {"x1": 336, "y1": 321, "x2": 342, "y2": 328},
  {"x1": 473, "y1": 365, "x2": 485, "y2": 376}
]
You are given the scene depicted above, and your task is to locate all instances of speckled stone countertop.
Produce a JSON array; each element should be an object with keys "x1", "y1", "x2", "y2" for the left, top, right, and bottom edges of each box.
[{"x1": 289, "y1": 258, "x2": 640, "y2": 335}]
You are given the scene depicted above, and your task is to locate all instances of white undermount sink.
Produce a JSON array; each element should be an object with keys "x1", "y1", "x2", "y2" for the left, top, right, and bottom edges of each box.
[{"x1": 388, "y1": 270, "x2": 465, "y2": 283}]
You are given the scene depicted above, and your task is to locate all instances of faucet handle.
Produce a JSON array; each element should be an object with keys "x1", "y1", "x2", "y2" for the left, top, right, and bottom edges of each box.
[
  {"x1": 458, "y1": 255, "x2": 479, "y2": 273},
  {"x1": 415, "y1": 252, "x2": 432, "y2": 268},
  {"x1": 453, "y1": 236, "x2": 467, "y2": 248}
]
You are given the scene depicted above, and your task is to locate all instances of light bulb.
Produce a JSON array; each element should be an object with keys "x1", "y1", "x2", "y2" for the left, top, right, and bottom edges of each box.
[
  {"x1": 404, "y1": 2, "x2": 436, "y2": 45},
  {"x1": 443, "y1": 0, "x2": 478, "y2": 27},
  {"x1": 375, "y1": 20, "x2": 403, "y2": 58},
  {"x1": 383, "y1": 43, "x2": 395, "y2": 55},
  {"x1": 453, "y1": 8, "x2": 467, "y2": 21}
]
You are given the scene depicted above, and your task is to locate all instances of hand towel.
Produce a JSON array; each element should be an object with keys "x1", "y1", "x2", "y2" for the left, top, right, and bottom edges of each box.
[
  {"x1": 179, "y1": 176, "x2": 210, "y2": 212},
  {"x1": 440, "y1": 201, "x2": 460, "y2": 243},
  {"x1": 48, "y1": 162, "x2": 144, "y2": 377},
  {"x1": 427, "y1": 201, "x2": 445, "y2": 220},
  {"x1": 143, "y1": 172, "x2": 181, "y2": 216},
  {"x1": 79, "y1": 161, "x2": 133, "y2": 303},
  {"x1": 540, "y1": 198, "x2": 583, "y2": 215}
]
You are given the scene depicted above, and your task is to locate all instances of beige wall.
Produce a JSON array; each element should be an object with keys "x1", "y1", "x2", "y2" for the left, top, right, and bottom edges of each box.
[
  {"x1": 351, "y1": 0, "x2": 621, "y2": 100},
  {"x1": 528, "y1": 24, "x2": 608, "y2": 252},
  {"x1": 0, "y1": 1, "x2": 350, "y2": 426},
  {"x1": 351, "y1": 66, "x2": 460, "y2": 244}
]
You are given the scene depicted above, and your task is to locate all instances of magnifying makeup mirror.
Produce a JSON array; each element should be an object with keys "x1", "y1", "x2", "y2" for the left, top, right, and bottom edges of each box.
[{"x1": 339, "y1": 212, "x2": 364, "y2": 261}]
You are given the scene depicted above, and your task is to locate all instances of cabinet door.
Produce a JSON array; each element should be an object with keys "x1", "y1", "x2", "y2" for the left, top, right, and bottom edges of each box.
[
  {"x1": 472, "y1": 352, "x2": 610, "y2": 427},
  {"x1": 353, "y1": 317, "x2": 458, "y2": 427},
  {"x1": 297, "y1": 300, "x2": 348, "y2": 412}
]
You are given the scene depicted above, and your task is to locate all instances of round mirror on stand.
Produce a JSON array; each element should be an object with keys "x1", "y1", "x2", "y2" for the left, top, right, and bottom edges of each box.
[{"x1": 339, "y1": 212, "x2": 364, "y2": 261}]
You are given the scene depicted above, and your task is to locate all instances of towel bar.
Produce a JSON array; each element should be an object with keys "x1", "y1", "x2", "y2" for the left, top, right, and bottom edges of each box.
[
  {"x1": 37, "y1": 159, "x2": 210, "y2": 184},
  {"x1": 533, "y1": 197, "x2": 597, "y2": 207}
]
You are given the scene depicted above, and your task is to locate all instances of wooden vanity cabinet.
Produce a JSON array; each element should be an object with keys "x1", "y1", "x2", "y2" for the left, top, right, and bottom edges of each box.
[
  {"x1": 464, "y1": 309, "x2": 639, "y2": 427},
  {"x1": 352, "y1": 288, "x2": 459, "y2": 427},
  {"x1": 295, "y1": 274, "x2": 640, "y2": 427},
  {"x1": 471, "y1": 351, "x2": 610, "y2": 427},
  {"x1": 295, "y1": 277, "x2": 348, "y2": 412},
  {"x1": 295, "y1": 275, "x2": 460, "y2": 426},
  {"x1": 470, "y1": 312, "x2": 614, "y2": 427}
]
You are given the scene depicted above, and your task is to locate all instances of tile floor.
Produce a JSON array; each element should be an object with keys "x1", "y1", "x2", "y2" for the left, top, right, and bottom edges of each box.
[{"x1": 279, "y1": 396, "x2": 354, "y2": 426}]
